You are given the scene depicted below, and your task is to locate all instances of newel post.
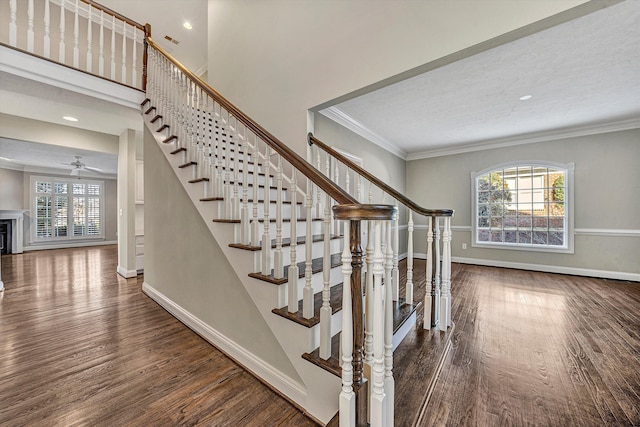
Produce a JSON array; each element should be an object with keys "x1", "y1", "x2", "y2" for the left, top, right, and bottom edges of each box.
[
  {"x1": 142, "y1": 23, "x2": 151, "y2": 91},
  {"x1": 333, "y1": 204, "x2": 397, "y2": 427}
]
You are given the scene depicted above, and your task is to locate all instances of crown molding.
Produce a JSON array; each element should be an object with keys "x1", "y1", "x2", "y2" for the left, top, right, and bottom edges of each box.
[
  {"x1": 319, "y1": 107, "x2": 407, "y2": 160},
  {"x1": 406, "y1": 118, "x2": 640, "y2": 160}
]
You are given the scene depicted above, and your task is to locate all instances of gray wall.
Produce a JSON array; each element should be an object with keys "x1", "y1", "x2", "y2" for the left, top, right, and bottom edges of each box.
[
  {"x1": 143, "y1": 127, "x2": 299, "y2": 380},
  {"x1": 406, "y1": 129, "x2": 640, "y2": 275},
  {"x1": 0, "y1": 168, "x2": 24, "y2": 209}
]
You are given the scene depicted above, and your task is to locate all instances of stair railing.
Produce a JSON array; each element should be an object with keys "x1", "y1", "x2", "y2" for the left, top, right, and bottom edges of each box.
[
  {"x1": 308, "y1": 134, "x2": 455, "y2": 332},
  {"x1": 145, "y1": 38, "x2": 402, "y2": 425},
  {"x1": 2, "y1": 0, "x2": 147, "y2": 90}
]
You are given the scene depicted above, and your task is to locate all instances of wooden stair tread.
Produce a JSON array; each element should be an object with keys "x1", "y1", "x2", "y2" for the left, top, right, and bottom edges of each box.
[
  {"x1": 229, "y1": 234, "x2": 342, "y2": 251},
  {"x1": 171, "y1": 147, "x2": 187, "y2": 155},
  {"x1": 200, "y1": 197, "x2": 224, "y2": 202},
  {"x1": 212, "y1": 217, "x2": 322, "y2": 225},
  {"x1": 272, "y1": 283, "x2": 343, "y2": 328},
  {"x1": 249, "y1": 253, "x2": 342, "y2": 285},
  {"x1": 302, "y1": 299, "x2": 422, "y2": 377}
]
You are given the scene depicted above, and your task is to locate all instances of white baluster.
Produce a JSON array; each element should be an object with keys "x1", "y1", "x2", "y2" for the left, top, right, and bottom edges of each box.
[
  {"x1": 231, "y1": 119, "x2": 240, "y2": 219},
  {"x1": 319, "y1": 191, "x2": 332, "y2": 359},
  {"x1": 287, "y1": 169, "x2": 298, "y2": 312},
  {"x1": 98, "y1": 11, "x2": 104, "y2": 76},
  {"x1": 274, "y1": 154, "x2": 284, "y2": 280},
  {"x1": 440, "y1": 216, "x2": 452, "y2": 331},
  {"x1": 424, "y1": 216, "x2": 433, "y2": 330},
  {"x1": 59, "y1": 1, "x2": 65, "y2": 63},
  {"x1": 339, "y1": 220, "x2": 355, "y2": 427},
  {"x1": 110, "y1": 15, "x2": 116, "y2": 79},
  {"x1": 370, "y1": 220, "x2": 386, "y2": 427},
  {"x1": 9, "y1": 0, "x2": 17, "y2": 47},
  {"x1": 222, "y1": 112, "x2": 231, "y2": 218},
  {"x1": 392, "y1": 201, "x2": 399, "y2": 301},
  {"x1": 302, "y1": 177, "x2": 314, "y2": 319},
  {"x1": 27, "y1": 0, "x2": 34, "y2": 52},
  {"x1": 240, "y1": 129, "x2": 250, "y2": 245},
  {"x1": 132, "y1": 28, "x2": 137, "y2": 87},
  {"x1": 384, "y1": 220, "x2": 393, "y2": 308},
  {"x1": 73, "y1": 0, "x2": 79, "y2": 67},
  {"x1": 44, "y1": 0, "x2": 51, "y2": 58},
  {"x1": 356, "y1": 173, "x2": 362, "y2": 203},
  {"x1": 364, "y1": 217, "x2": 374, "y2": 367},
  {"x1": 122, "y1": 21, "x2": 128, "y2": 84},
  {"x1": 86, "y1": 4, "x2": 92, "y2": 72},
  {"x1": 251, "y1": 136, "x2": 260, "y2": 256},
  {"x1": 406, "y1": 211, "x2": 414, "y2": 305},
  {"x1": 315, "y1": 151, "x2": 322, "y2": 218},
  {"x1": 261, "y1": 146, "x2": 271, "y2": 276},
  {"x1": 384, "y1": 220, "x2": 394, "y2": 426}
]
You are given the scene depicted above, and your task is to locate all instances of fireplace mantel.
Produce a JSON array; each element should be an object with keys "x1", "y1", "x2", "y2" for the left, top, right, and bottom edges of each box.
[{"x1": 0, "y1": 210, "x2": 27, "y2": 254}]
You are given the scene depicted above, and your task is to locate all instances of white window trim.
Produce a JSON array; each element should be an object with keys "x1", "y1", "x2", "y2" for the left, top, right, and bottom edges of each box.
[
  {"x1": 471, "y1": 161, "x2": 574, "y2": 254},
  {"x1": 30, "y1": 175, "x2": 105, "y2": 243}
]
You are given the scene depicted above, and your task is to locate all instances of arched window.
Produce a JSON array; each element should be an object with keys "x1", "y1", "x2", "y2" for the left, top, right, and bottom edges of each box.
[{"x1": 472, "y1": 162, "x2": 574, "y2": 252}]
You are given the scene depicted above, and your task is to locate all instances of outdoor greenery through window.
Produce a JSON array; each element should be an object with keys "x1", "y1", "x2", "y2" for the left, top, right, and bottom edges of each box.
[
  {"x1": 473, "y1": 163, "x2": 571, "y2": 250},
  {"x1": 32, "y1": 176, "x2": 104, "y2": 241}
]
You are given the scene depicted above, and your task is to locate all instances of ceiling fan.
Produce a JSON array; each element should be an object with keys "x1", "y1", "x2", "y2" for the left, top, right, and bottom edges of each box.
[{"x1": 62, "y1": 156, "x2": 104, "y2": 176}]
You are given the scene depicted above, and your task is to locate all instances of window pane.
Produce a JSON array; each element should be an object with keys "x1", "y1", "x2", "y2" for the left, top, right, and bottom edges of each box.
[
  {"x1": 478, "y1": 230, "x2": 490, "y2": 242},
  {"x1": 533, "y1": 231, "x2": 548, "y2": 245},
  {"x1": 87, "y1": 184, "x2": 101, "y2": 196},
  {"x1": 490, "y1": 231, "x2": 503, "y2": 242},
  {"x1": 549, "y1": 216, "x2": 564, "y2": 230},
  {"x1": 504, "y1": 230, "x2": 517, "y2": 243},
  {"x1": 73, "y1": 183, "x2": 85, "y2": 195},
  {"x1": 54, "y1": 196, "x2": 68, "y2": 237},
  {"x1": 73, "y1": 197, "x2": 86, "y2": 236},
  {"x1": 36, "y1": 195, "x2": 52, "y2": 238},
  {"x1": 87, "y1": 198, "x2": 101, "y2": 235},
  {"x1": 549, "y1": 231, "x2": 564, "y2": 246},
  {"x1": 55, "y1": 183, "x2": 67, "y2": 194},
  {"x1": 36, "y1": 181, "x2": 52, "y2": 193},
  {"x1": 518, "y1": 230, "x2": 532, "y2": 244}
]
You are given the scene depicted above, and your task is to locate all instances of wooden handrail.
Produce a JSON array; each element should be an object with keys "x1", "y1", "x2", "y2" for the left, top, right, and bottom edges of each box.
[
  {"x1": 308, "y1": 133, "x2": 454, "y2": 218},
  {"x1": 80, "y1": 0, "x2": 146, "y2": 31},
  {"x1": 147, "y1": 36, "x2": 357, "y2": 206}
]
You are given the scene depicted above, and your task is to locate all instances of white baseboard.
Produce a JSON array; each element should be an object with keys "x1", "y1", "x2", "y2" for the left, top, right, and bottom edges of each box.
[
  {"x1": 411, "y1": 253, "x2": 638, "y2": 281},
  {"x1": 117, "y1": 265, "x2": 138, "y2": 278},
  {"x1": 142, "y1": 281, "x2": 307, "y2": 405},
  {"x1": 452, "y1": 257, "x2": 639, "y2": 282},
  {"x1": 24, "y1": 240, "x2": 117, "y2": 252}
]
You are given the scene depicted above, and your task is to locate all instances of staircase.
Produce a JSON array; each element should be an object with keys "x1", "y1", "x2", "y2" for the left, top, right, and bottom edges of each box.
[
  {"x1": 1, "y1": 2, "x2": 454, "y2": 424},
  {"x1": 140, "y1": 38, "x2": 454, "y2": 426}
]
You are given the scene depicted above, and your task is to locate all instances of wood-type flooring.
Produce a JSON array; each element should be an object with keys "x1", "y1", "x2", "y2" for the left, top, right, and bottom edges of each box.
[{"x1": 1, "y1": 246, "x2": 639, "y2": 426}]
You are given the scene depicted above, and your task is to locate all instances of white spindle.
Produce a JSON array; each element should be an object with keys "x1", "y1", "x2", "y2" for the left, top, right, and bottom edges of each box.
[
  {"x1": 370, "y1": 220, "x2": 386, "y2": 427},
  {"x1": 44, "y1": 0, "x2": 51, "y2": 58},
  {"x1": 251, "y1": 135, "x2": 260, "y2": 252},
  {"x1": 73, "y1": 0, "x2": 79, "y2": 67},
  {"x1": 274, "y1": 154, "x2": 284, "y2": 280},
  {"x1": 110, "y1": 15, "x2": 116, "y2": 79},
  {"x1": 98, "y1": 11, "x2": 104, "y2": 76},
  {"x1": 356, "y1": 173, "x2": 362, "y2": 202},
  {"x1": 406, "y1": 211, "x2": 414, "y2": 305},
  {"x1": 319, "y1": 189, "x2": 332, "y2": 359},
  {"x1": 231, "y1": 120, "x2": 240, "y2": 219},
  {"x1": 223, "y1": 113, "x2": 232, "y2": 218},
  {"x1": 364, "y1": 218, "x2": 374, "y2": 367},
  {"x1": 86, "y1": 4, "x2": 92, "y2": 72},
  {"x1": 424, "y1": 216, "x2": 433, "y2": 330},
  {"x1": 384, "y1": 220, "x2": 395, "y2": 426},
  {"x1": 440, "y1": 216, "x2": 452, "y2": 331},
  {"x1": 261, "y1": 146, "x2": 272, "y2": 276},
  {"x1": 392, "y1": 201, "x2": 399, "y2": 301},
  {"x1": 27, "y1": 0, "x2": 35, "y2": 52},
  {"x1": 339, "y1": 220, "x2": 355, "y2": 427},
  {"x1": 302, "y1": 177, "x2": 314, "y2": 319},
  {"x1": 240, "y1": 130, "x2": 250, "y2": 245},
  {"x1": 132, "y1": 29, "x2": 137, "y2": 86},
  {"x1": 122, "y1": 21, "x2": 127, "y2": 84},
  {"x1": 9, "y1": 0, "x2": 17, "y2": 47},
  {"x1": 433, "y1": 216, "x2": 442, "y2": 328},
  {"x1": 384, "y1": 219, "x2": 393, "y2": 308},
  {"x1": 287, "y1": 169, "x2": 299, "y2": 312},
  {"x1": 59, "y1": 1, "x2": 65, "y2": 62}
]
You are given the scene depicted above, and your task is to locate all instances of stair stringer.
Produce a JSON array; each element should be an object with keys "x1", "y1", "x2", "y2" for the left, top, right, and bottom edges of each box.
[{"x1": 144, "y1": 118, "x2": 344, "y2": 424}]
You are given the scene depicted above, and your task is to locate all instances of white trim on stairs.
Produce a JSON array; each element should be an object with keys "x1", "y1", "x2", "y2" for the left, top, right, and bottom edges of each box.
[{"x1": 142, "y1": 281, "x2": 308, "y2": 406}]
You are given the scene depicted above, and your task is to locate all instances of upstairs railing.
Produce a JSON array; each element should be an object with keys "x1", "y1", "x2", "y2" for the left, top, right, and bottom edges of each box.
[
  {"x1": 308, "y1": 134, "x2": 455, "y2": 333},
  {"x1": 2, "y1": 0, "x2": 147, "y2": 90}
]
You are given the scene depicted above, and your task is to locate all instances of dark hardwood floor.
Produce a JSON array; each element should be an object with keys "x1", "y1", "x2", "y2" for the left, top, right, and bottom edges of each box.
[
  {"x1": 1, "y1": 246, "x2": 638, "y2": 426},
  {"x1": 0, "y1": 246, "x2": 316, "y2": 427},
  {"x1": 419, "y1": 261, "x2": 640, "y2": 427}
]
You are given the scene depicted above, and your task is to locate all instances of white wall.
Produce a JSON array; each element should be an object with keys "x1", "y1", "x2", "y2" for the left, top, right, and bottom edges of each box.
[
  {"x1": 0, "y1": 168, "x2": 23, "y2": 209},
  {"x1": 406, "y1": 129, "x2": 640, "y2": 279},
  {"x1": 207, "y1": 0, "x2": 591, "y2": 157}
]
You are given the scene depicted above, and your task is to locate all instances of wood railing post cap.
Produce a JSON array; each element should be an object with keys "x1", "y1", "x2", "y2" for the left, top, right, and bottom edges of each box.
[{"x1": 332, "y1": 204, "x2": 397, "y2": 221}]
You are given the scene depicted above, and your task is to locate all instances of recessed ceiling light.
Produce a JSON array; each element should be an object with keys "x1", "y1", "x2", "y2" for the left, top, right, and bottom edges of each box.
[
  {"x1": 183, "y1": 22, "x2": 192, "y2": 30},
  {"x1": 63, "y1": 116, "x2": 79, "y2": 122},
  {"x1": 519, "y1": 95, "x2": 533, "y2": 101}
]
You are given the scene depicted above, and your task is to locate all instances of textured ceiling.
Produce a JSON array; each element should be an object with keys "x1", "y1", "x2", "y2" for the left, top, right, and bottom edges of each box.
[{"x1": 325, "y1": 0, "x2": 640, "y2": 159}]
